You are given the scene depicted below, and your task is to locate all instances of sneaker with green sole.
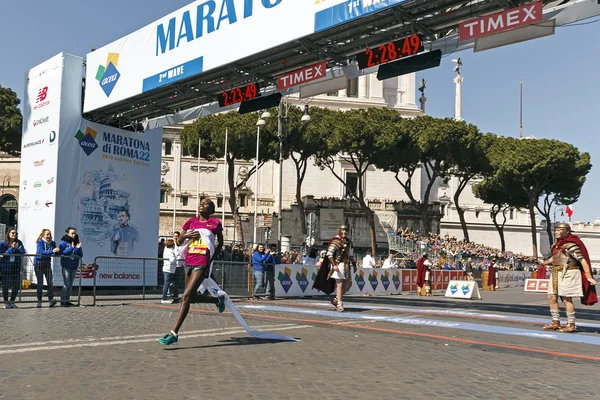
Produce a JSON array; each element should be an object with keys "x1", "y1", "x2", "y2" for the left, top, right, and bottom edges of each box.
[
  {"x1": 157, "y1": 333, "x2": 178, "y2": 346},
  {"x1": 217, "y1": 295, "x2": 226, "y2": 313}
]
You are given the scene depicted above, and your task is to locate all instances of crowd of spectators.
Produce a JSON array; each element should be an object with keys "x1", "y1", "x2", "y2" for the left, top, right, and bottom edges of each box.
[{"x1": 387, "y1": 229, "x2": 541, "y2": 271}]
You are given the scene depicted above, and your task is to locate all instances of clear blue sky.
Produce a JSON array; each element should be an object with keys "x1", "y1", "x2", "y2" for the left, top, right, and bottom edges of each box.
[{"x1": 1, "y1": 1, "x2": 598, "y2": 223}]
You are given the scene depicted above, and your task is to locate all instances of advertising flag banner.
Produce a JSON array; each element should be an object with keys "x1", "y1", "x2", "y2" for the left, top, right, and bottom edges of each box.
[
  {"x1": 60, "y1": 120, "x2": 162, "y2": 286},
  {"x1": 19, "y1": 53, "x2": 83, "y2": 285},
  {"x1": 19, "y1": 53, "x2": 162, "y2": 287}
]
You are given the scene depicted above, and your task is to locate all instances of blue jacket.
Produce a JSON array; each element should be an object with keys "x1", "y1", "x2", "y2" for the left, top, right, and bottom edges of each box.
[
  {"x1": 33, "y1": 239, "x2": 57, "y2": 268},
  {"x1": 252, "y1": 251, "x2": 274, "y2": 272},
  {"x1": 110, "y1": 224, "x2": 139, "y2": 255},
  {"x1": 0, "y1": 240, "x2": 26, "y2": 271},
  {"x1": 59, "y1": 240, "x2": 83, "y2": 269}
]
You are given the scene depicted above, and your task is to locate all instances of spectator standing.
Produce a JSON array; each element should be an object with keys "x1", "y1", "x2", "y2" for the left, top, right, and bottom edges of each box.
[
  {"x1": 33, "y1": 229, "x2": 59, "y2": 308},
  {"x1": 0, "y1": 228, "x2": 26, "y2": 308},
  {"x1": 382, "y1": 254, "x2": 397, "y2": 269},
  {"x1": 161, "y1": 239, "x2": 179, "y2": 304},
  {"x1": 252, "y1": 244, "x2": 274, "y2": 300},
  {"x1": 58, "y1": 227, "x2": 83, "y2": 306},
  {"x1": 362, "y1": 250, "x2": 376, "y2": 268},
  {"x1": 465, "y1": 257, "x2": 474, "y2": 281}
]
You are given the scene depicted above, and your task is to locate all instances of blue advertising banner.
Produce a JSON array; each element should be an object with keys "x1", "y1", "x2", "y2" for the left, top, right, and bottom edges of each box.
[{"x1": 314, "y1": 0, "x2": 409, "y2": 33}]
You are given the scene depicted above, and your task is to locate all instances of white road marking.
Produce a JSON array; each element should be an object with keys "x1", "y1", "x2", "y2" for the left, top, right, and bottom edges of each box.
[
  {"x1": 0, "y1": 324, "x2": 310, "y2": 354},
  {"x1": 0, "y1": 323, "x2": 299, "y2": 349}
]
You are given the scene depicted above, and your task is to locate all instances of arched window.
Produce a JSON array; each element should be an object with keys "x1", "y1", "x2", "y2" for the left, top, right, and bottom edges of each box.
[{"x1": 0, "y1": 195, "x2": 18, "y2": 227}]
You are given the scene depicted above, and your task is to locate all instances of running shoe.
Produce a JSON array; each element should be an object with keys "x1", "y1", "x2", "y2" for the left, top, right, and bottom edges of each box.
[
  {"x1": 157, "y1": 333, "x2": 178, "y2": 346},
  {"x1": 217, "y1": 295, "x2": 226, "y2": 313}
]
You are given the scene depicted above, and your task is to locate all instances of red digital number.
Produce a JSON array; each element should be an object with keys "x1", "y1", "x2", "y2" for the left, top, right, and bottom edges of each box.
[
  {"x1": 379, "y1": 45, "x2": 388, "y2": 64},
  {"x1": 410, "y1": 34, "x2": 421, "y2": 53},
  {"x1": 387, "y1": 42, "x2": 397, "y2": 60},
  {"x1": 365, "y1": 49, "x2": 375, "y2": 67},
  {"x1": 221, "y1": 92, "x2": 229, "y2": 107},
  {"x1": 402, "y1": 37, "x2": 412, "y2": 56}
]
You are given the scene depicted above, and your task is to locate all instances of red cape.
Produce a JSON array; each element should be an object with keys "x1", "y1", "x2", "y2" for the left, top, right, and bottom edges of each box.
[
  {"x1": 553, "y1": 234, "x2": 598, "y2": 306},
  {"x1": 537, "y1": 265, "x2": 547, "y2": 279},
  {"x1": 311, "y1": 235, "x2": 342, "y2": 296},
  {"x1": 416, "y1": 257, "x2": 427, "y2": 287},
  {"x1": 487, "y1": 262, "x2": 497, "y2": 287}
]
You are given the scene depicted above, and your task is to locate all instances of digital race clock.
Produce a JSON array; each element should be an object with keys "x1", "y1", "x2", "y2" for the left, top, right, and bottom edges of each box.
[
  {"x1": 356, "y1": 34, "x2": 424, "y2": 70},
  {"x1": 218, "y1": 83, "x2": 260, "y2": 108}
]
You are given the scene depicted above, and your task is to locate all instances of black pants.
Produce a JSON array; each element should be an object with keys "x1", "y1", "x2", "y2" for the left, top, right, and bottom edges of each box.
[{"x1": 2, "y1": 266, "x2": 21, "y2": 302}]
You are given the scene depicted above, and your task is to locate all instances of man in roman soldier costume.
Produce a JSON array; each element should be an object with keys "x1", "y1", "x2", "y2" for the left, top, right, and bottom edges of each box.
[
  {"x1": 416, "y1": 253, "x2": 433, "y2": 296},
  {"x1": 539, "y1": 223, "x2": 597, "y2": 333},
  {"x1": 312, "y1": 224, "x2": 355, "y2": 312},
  {"x1": 487, "y1": 258, "x2": 498, "y2": 291}
]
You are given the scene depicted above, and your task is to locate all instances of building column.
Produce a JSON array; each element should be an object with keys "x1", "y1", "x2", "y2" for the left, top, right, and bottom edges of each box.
[
  {"x1": 173, "y1": 137, "x2": 181, "y2": 194},
  {"x1": 369, "y1": 74, "x2": 384, "y2": 101},
  {"x1": 454, "y1": 74, "x2": 463, "y2": 121},
  {"x1": 358, "y1": 75, "x2": 368, "y2": 99}
]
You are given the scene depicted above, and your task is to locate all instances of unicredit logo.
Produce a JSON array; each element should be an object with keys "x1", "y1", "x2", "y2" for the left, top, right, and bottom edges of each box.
[
  {"x1": 33, "y1": 116, "x2": 49, "y2": 127},
  {"x1": 23, "y1": 139, "x2": 45, "y2": 149}
]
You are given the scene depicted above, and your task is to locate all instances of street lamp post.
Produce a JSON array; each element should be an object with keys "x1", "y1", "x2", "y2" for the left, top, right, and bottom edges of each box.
[
  {"x1": 277, "y1": 101, "x2": 284, "y2": 253},
  {"x1": 276, "y1": 104, "x2": 311, "y2": 252},
  {"x1": 553, "y1": 205, "x2": 566, "y2": 227},
  {"x1": 254, "y1": 111, "x2": 270, "y2": 246}
]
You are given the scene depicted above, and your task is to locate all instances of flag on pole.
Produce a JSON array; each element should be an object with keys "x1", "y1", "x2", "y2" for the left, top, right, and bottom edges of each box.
[{"x1": 566, "y1": 205, "x2": 574, "y2": 220}]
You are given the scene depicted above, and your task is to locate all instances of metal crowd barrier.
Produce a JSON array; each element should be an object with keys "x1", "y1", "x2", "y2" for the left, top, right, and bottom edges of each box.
[
  {"x1": 0, "y1": 253, "x2": 82, "y2": 307},
  {"x1": 91, "y1": 257, "x2": 254, "y2": 305}
]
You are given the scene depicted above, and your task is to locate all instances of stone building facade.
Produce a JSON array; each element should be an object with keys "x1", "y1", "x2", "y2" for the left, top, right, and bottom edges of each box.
[{"x1": 0, "y1": 152, "x2": 20, "y2": 230}]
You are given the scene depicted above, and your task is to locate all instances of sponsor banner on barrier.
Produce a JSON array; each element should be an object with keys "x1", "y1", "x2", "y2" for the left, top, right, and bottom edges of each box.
[
  {"x1": 498, "y1": 271, "x2": 531, "y2": 288},
  {"x1": 445, "y1": 280, "x2": 482, "y2": 300},
  {"x1": 273, "y1": 265, "x2": 467, "y2": 297},
  {"x1": 274, "y1": 265, "x2": 403, "y2": 297},
  {"x1": 525, "y1": 279, "x2": 550, "y2": 293}
]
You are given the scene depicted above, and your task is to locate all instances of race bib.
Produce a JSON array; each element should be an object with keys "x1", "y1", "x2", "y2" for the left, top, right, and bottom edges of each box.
[
  {"x1": 188, "y1": 237, "x2": 207, "y2": 255},
  {"x1": 117, "y1": 242, "x2": 129, "y2": 256}
]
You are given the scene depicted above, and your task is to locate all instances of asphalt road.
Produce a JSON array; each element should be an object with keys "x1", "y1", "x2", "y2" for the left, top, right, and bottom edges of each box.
[{"x1": 1, "y1": 287, "x2": 599, "y2": 399}]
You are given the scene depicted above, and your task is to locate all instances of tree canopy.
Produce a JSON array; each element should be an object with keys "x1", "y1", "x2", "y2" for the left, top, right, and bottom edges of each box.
[{"x1": 0, "y1": 86, "x2": 22, "y2": 156}]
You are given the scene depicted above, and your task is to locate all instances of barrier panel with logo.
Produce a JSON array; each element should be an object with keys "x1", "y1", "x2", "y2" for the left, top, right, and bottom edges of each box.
[
  {"x1": 524, "y1": 279, "x2": 550, "y2": 293},
  {"x1": 273, "y1": 266, "x2": 466, "y2": 297},
  {"x1": 445, "y1": 280, "x2": 482, "y2": 300},
  {"x1": 499, "y1": 271, "x2": 532, "y2": 288},
  {"x1": 483, "y1": 270, "x2": 533, "y2": 290},
  {"x1": 273, "y1": 265, "x2": 404, "y2": 297}
]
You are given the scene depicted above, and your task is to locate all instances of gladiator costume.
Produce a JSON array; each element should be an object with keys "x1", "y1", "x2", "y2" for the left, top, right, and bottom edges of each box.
[
  {"x1": 543, "y1": 223, "x2": 597, "y2": 332},
  {"x1": 312, "y1": 224, "x2": 355, "y2": 312},
  {"x1": 312, "y1": 226, "x2": 355, "y2": 295},
  {"x1": 416, "y1": 255, "x2": 433, "y2": 296},
  {"x1": 326, "y1": 233, "x2": 354, "y2": 281}
]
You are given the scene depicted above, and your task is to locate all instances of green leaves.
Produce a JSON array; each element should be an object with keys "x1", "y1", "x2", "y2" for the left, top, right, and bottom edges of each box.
[
  {"x1": 0, "y1": 86, "x2": 23, "y2": 156},
  {"x1": 181, "y1": 110, "x2": 278, "y2": 162}
]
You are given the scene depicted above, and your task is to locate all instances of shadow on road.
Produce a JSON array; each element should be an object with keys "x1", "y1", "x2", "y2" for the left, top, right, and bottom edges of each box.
[{"x1": 163, "y1": 336, "x2": 301, "y2": 351}]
